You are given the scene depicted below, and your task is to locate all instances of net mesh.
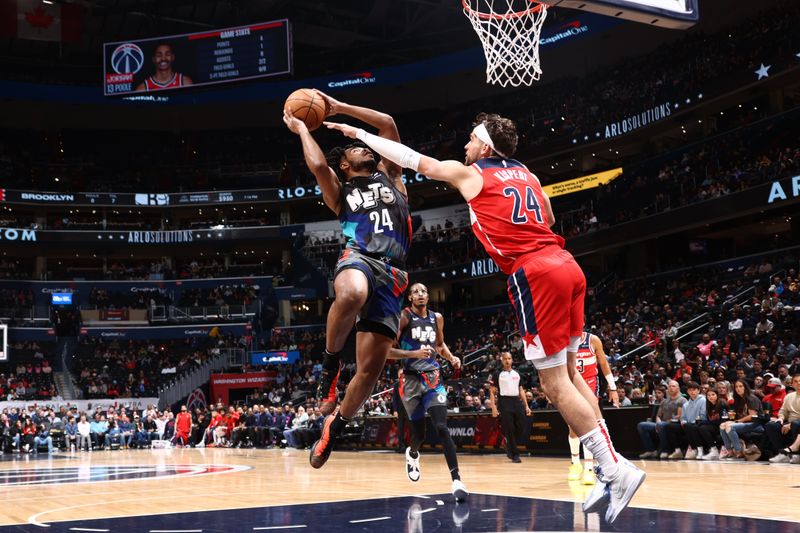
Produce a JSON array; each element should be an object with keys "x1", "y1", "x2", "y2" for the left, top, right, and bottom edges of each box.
[{"x1": 462, "y1": 0, "x2": 548, "y2": 87}]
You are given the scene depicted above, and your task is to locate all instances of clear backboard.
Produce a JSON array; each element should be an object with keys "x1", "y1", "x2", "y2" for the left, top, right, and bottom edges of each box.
[{"x1": 541, "y1": 0, "x2": 699, "y2": 29}]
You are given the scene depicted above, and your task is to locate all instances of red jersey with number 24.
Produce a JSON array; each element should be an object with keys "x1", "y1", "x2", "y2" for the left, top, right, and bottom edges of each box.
[{"x1": 467, "y1": 157, "x2": 565, "y2": 275}]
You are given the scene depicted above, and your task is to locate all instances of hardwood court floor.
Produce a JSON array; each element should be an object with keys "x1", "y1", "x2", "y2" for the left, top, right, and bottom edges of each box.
[{"x1": 0, "y1": 448, "x2": 798, "y2": 529}]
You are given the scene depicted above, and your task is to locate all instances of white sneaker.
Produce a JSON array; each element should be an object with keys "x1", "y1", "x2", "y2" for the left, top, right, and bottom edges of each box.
[
  {"x1": 582, "y1": 466, "x2": 611, "y2": 513},
  {"x1": 405, "y1": 447, "x2": 421, "y2": 482},
  {"x1": 695, "y1": 447, "x2": 705, "y2": 459},
  {"x1": 769, "y1": 452, "x2": 790, "y2": 463},
  {"x1": 684, "y1": 448, "x2": 698, "y2": 460},
  {"x1": 605, "y1": 462, "x2": 647, "y2": 524},
  {"x1": 668, "y1": 449, "x2": 683, "y2": 460},
  {"x1": 791, "y1": 454, "x2": 800, "y2": 465},
  {"x1": 701, "y1": 447, "x2": 719, "y2": 460},
  {"x1": 452, "y1": 479, "x2": 468, "y2": 502}
]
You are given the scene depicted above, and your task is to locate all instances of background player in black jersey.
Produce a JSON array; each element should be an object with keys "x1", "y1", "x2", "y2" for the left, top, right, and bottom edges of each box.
[
  {"x1": 284, "y1": 91, "x2": 411, "y2": 469},
  {"x1": 387, "y1": 282, "x2": 468, "y2": 501}
]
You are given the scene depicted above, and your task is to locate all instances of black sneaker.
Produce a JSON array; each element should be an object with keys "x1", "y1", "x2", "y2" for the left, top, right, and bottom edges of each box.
[{"x1": 317, "y1": 359, "x2": 343, "y2": 416}]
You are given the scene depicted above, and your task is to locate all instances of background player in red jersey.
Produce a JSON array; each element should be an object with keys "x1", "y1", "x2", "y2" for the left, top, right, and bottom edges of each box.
[
  {"x1": 325, "y1": 113, "x2": 645, "y2": 524},
  {"x1": 568, "y1": 330, "x2": 619, "y2": 485},
  {"x1": 135, "y1": 42, "x2": 193, "y2": 92}
]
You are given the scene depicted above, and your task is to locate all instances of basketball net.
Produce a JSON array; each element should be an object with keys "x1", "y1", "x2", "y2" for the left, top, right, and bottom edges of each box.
[{"x1": 462, "y1": 0, "x2": 548, "y2": 87}]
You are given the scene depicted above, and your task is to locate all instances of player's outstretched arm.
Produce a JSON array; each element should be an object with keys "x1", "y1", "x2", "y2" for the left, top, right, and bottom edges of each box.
[
  {"x1": 283, "y1": 109, "x2": 341, "y2": 215},
  {"x1": 324, "y1": 121, "x2": 478, "y2": 198},
  {"x1": 315, "y1": 90, "x2": 405, "y2": 193},
  {"x1": 592, "y1": 334, "x2": 619, "y2": 407}
]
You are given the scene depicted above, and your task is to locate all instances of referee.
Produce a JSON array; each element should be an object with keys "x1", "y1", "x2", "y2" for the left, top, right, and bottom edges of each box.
[{"x1": 490, "y1": 351, "x2": 532, "y2": 463}]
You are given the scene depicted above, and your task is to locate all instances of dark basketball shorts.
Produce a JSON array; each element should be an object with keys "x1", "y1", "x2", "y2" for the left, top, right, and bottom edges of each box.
[
  {"x1": 335, "y1": 249, "x2": 408, "y2": 340},
  {"x1": 400, "y1": 369, "x2": 448, "y2": 422}
]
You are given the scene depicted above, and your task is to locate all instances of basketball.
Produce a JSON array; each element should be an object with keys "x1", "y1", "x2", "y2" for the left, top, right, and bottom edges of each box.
[{"x1": 284, "y1": 88, "x2": 328, "y2": 131}]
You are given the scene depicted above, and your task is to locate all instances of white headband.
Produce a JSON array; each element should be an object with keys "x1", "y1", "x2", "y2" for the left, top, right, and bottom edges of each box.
[{"x1": 473, "y1": 122, "x2": 508, "y2": 159}]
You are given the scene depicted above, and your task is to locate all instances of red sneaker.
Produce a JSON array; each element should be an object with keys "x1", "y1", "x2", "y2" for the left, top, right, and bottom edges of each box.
[
  {"x1": 309, "y1": 408, "x2": 339, "y2": 469},
  {"x1": 317, "y1": 360, "x2": 343, "y2": 416}
]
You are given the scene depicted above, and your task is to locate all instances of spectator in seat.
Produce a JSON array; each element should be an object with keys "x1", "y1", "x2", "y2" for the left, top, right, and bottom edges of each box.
[
  {"x1": 720, "y1": 379, "x2": 764, "y2": 461},
  {"x1": 154, "y1": 413, "x2": 167, "y2": 441},
  {"x1": 118, "y1": 415, "x2": 134, "y2": 449},
  {"x1": 141, "y1": 414, "x2": 157, "y2": 442},
  {"x1": 666, "y1": 382, "x2": 706, "y2": 459},
  {"x1": 33, "y1": 423, "x2": 54, "y2": 454},
  {"x1": 10, "y1": 420, "x2": 23, "y2": 452},
  {"x1": 616, "y1": 387, "x2": 633, "y2": 407},
  {"x1": 162, "y1": 411, "x2": 176, "y2": 442},
  {"x1": 637, "y1": 380, "x2": 687, "y2": 459},
  {"x1": 77, "y1": 414, "x2": 92, "y2": 451},
  {"x1": 268, "y1": 407, "x2": 288, "y2": 446},
  {"x1": 89, "y1": 414, "x2": 107, "y2": 450},
  {"x1": 0, "y1": 414, "x2": 13, "y2": 453},
  {"x1": 133, "y1": 416, "x2": 150, "y2": 448},
  {"x1": 768, "y1": 374, "x2": 800, "y2": 462},
  {"x1": 63, "y1": 416, "x2": 78, "y2": 451},
  {"x1": 697, "y1": 334, "x2": 717, "y2": 360},
  {"x1": 283, "y1": 406, "x2": 308, "y2": 449},
  {"x1": 295, "y1": 408, "x2": 324, "y2": 449},
  {"x1": 21, "y1": 419, "x2": 36, "y2": 453},
  {"x1": 763, "y1": 377, "x2": 787, "y2": 416},
  {"x1": 754, "y1": 313, "x2": 774, "y2": 344},
  {"x1": 249, "y1": 405, "x2": 267, "y2": 448},
  {"x1": 694, "y1": 388, "x2": 728, "y2": 460},
  {"x1": 104, "y1": 419, "x2": 121, "y2": 449}
]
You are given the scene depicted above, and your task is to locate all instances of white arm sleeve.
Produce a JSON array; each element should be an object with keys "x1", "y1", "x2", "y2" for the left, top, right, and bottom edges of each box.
[{"x1": 356, "y1": 129, "x2": 422, "y2": 172}]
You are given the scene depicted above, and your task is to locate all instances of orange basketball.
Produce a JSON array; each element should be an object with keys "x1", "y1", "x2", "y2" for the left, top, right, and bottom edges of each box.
[{"x1": 284, "y1": 88, "x2": 328, "y2": 131}]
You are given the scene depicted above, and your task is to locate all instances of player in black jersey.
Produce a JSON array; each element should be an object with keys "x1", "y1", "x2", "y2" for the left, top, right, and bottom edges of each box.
[
  {"x1": 284, "y1": 90, "x2": 411, "y2": 469},
  {"x1": 388, "y1": 283, "x2": 468, "y2": 501}
]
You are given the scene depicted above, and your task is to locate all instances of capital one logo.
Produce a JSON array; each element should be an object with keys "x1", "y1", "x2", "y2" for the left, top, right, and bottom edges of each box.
[{"x1": 111, "y1": 43, "x2": 144, "y2": 75}]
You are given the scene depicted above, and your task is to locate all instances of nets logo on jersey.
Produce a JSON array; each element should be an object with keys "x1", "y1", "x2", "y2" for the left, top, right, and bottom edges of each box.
[
  {"x1": 345, "y1": 179, "x2": 396, "y2": 212},
  {"x1": 411, "y1": 325, "x2": 436, "y2": 344},
  {"x1": 111, "y1": 43, "x2": 145, "y2": 74}
]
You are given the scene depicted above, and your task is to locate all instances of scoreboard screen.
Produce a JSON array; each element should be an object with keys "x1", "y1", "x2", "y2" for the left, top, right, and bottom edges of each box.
[{"x1": 104, "y1": 19, "x2": 292, "y2": 96}]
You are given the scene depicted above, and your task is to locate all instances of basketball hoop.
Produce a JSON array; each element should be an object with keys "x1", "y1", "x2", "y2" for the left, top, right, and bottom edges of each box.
[{"x1": 462, "y1": 0, "x2": 548, "y2": 87}]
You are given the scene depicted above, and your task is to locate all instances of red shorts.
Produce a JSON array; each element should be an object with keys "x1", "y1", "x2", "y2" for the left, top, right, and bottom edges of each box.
[
  {"x1": 583, "y1": 375, "x2": 600, "y2": 398},
  {"x1": 506, "y1": 249, "x2": 586, "y2": 361}
]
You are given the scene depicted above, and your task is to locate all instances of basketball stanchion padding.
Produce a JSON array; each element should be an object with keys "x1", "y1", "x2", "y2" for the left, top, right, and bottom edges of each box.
[{"x1": 462, "y1": 0, "x2": 549, "y2": 87}]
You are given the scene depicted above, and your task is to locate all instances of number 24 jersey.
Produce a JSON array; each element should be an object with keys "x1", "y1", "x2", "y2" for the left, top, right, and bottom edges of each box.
[{"x1": 467, "y1": 157, "x2": 564, "y2": 275}]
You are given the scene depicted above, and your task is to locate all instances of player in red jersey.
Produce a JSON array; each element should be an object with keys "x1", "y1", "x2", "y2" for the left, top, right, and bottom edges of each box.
[
  {"x1": 325, "y1": 113, "x2": 645, "y2": 524},
  {"x1": 135, "y1": 42, "x2": 193, "y2": 92},
  {"x1": 568, "y1": 331, "x2": 619, "y2": 485}
]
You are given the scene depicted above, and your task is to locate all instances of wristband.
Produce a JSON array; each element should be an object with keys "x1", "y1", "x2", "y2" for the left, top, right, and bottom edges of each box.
[{"x1": 605, "y1": 373, "x2": 617, "y2": 391}]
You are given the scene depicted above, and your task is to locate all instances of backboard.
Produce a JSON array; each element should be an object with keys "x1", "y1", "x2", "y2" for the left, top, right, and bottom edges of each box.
[{"x1": 540, "y1": 0, "x2": 699, "y2": 29}]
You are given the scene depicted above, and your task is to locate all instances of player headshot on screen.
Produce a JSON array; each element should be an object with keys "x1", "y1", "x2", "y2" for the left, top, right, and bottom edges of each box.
[{"x1": 135, "y1": 42, "x2": 193, "y2": 92}]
